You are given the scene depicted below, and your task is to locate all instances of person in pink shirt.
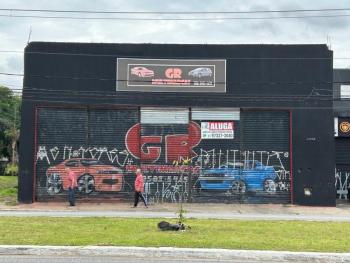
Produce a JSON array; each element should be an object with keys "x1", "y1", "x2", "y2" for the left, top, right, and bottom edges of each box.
[
  {"x1": 67, "y1": 170, "x2": 78, "y2": 206},
  {"x1": 133, "y1": 168, "x2": 148, "y2": 208}
]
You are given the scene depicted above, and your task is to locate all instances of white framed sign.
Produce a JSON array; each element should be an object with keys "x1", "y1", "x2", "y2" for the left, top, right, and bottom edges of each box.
[{"x1": 201, "y1": 121, "x2": 234, "y2": 139}]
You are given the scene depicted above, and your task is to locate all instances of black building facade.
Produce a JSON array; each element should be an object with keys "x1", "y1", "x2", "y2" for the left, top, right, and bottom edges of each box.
[{"x1": 19, "y1": 42, "x2": 335, "y2": 206}]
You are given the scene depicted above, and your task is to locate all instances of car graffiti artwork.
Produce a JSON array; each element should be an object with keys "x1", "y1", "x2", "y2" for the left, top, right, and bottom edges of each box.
[
  {"x1": 188, "y1": 67, "x2": 212, "y2": 78},
  {"x1": 196, "y1": 161, "x2": 277, "y2": 194},
  {"x1": 45, "y1": 158, "x2": 124, "y2": 195},
  {"x1": 130, "y1": 66, "x2": 155, "y2": 77}
]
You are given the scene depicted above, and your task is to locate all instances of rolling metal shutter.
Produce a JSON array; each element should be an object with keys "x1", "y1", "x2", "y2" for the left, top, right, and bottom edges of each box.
[
  {"x1": 191, "y1": 108, "x2": 241, "y2": 203},
  {"x1": 141, "y1": 107, "x2": 189, "y2": 124},
  {"x1": 140, "y1": 108, "x2": 190, "y2": 204},
  {"x1": 335, "y1": 138, "x2": 350, "y2": 200},
  {"x1": 335, "y1": 138, "x2": 350, "y2": 164},
  {"x1": 87, "y1": 109, "x2": 139, "y2": 199},
  {"x1": 35, "y1": 107, "x2": 139, "y2": 202},
  {"x1": 192, "y1": 108, "x2": 240, "y2": 120},
  {"x1": 36, "y1": 108, "x2": 88, "y2": 201},
  {"x1": 241, "y1": 110, "x2": 290, "y2": 204}
]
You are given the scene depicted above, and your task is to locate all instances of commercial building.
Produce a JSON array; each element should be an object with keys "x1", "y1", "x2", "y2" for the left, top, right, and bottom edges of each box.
[
  {"x1": 19, "y1": 42, "x2": 334, "y2": 205},
  {"x1": 334, "y1": 69, "x2": 350, "y2": 200}
]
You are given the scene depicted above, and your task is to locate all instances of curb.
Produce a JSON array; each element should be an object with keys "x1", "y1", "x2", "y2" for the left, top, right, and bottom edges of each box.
[
  {"x1": 0, "y1": 246, "x2": 349, "y2": 262},
  {"x1": 1, "y1": 210, "x2": 350, "y2": 221}
]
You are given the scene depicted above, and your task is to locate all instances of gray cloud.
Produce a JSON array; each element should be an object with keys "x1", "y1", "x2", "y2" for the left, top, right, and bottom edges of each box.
[{"x1": 0, "y1": 0, "x2": 350, "y2": 90}]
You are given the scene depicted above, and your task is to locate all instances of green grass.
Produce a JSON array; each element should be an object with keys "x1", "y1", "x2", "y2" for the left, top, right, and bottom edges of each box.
[
  {"x1": 0, "y1": 176, "x2": 18, "y2": 205},
  {"x1": 0, "y1": 217, "x2": 349, "y2": 252}
]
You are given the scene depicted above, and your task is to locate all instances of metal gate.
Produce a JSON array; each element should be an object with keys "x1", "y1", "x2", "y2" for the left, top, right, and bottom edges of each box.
[
  {"x1": 35, "y1": 107, "x2": 291, "y2": 204},
  {"x1": 190, "y1": 108, "x2": 241, "y2": 202},
  {"x1": 140, "y1": 108, "x2": 190, "y2": 203},
  {"x1": 35, "y1": 107, "x2": 139, "y2": 201},
  {"x1": 241, "y1": 110, "x2": 290, "y2": 204},
  {"x1": 190, "y1": 109, "x2": 290, "y2": 204},
  {"x1": 335, "y1": 138, "x2": 350, "y2": 200}
]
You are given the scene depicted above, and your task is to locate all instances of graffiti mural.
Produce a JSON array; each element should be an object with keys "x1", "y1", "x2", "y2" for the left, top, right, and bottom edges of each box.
[
  {"x1": 335, "y1": 168, "x2": 350, "y2": 200},
  {"x1": 36, "y1": 108, "x2": 291, "y2": 204}
]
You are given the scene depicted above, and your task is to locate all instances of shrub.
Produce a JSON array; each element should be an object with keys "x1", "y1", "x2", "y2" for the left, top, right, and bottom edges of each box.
[{"x1": 4, "y1": 163, "x2": 18, "y2": 176}]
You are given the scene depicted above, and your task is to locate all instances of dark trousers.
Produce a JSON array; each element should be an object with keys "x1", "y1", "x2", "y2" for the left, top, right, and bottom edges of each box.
[
  {"x1": 68, "y1": 187, "x2": 76, "y2": 206},
  {"x1": 134, "y1": 191, "x2": 147, "y2": 207}
]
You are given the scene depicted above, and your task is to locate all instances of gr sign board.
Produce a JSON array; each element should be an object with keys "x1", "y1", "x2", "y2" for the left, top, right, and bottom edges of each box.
[{"x1": 116, "y1": 58, "x2": 226, "y2": 92}]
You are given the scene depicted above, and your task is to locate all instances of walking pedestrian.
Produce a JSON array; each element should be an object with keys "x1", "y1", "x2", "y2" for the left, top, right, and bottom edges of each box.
[
  {"x1": 68, "y1": 170, "x2": 77, "y2": 206},
  {"x1": 133, "y1": 168, "x2": 148, "y2": 208}
]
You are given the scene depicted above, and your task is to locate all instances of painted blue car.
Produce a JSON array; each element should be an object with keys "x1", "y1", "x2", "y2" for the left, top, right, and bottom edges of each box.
[{"x1": 197, "y1": 161, "x2": 277, "y2": 194}]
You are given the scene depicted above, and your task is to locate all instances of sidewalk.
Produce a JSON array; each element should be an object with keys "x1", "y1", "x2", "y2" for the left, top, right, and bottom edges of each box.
[{"x1": 0, "y1": 201, "x2": 350, "y2": 221}]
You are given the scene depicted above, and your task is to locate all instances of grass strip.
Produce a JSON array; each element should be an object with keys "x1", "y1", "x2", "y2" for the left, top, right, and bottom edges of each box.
[
  {"x1": 0, "y1": 176, "x2": 17, "y2": 205},
  {"x1": 0, "y1": 217, "x2": 349, "y2": 252}
]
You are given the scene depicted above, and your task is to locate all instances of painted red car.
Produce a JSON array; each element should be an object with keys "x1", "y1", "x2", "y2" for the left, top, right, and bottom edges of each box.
[
  {"x1": 45, "y1": 158, "x2": 124, "y2": 195},
  {"x1": 131, "y1": 66, "x2": 154, "y2": 77}
]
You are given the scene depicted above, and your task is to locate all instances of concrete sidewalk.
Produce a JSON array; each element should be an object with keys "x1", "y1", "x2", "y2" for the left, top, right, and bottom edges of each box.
[
  {"x1": 0, "y1": 202, "x2": 350, "y2": 221},
  {"x1": 0, "y1": 245, "x2": 349, "y2": 262}
]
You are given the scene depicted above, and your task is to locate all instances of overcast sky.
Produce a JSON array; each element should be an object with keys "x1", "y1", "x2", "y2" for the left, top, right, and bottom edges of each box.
[{"x1": 1, "y1": 0, "x2": 350, "y2": 93}]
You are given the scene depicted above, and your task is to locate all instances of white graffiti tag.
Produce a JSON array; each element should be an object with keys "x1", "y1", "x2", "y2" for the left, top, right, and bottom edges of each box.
[{"x1": 36, "y1": 146, "x2": 50, "y2": 164}]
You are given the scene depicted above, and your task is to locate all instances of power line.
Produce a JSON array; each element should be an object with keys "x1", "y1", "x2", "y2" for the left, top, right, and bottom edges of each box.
[
  {"x1": 1, "y1": 13, "x2": 350, "y2": 21},
  {"x1": 1, "y1": 84, "x2": 338, "y2": 103},
  {"x1": 0, "y1": 72, "x2": 341, "y2": 88},
  {"x1": 0, "y1": 72, "x2": 23, "y2": 76},
  {"x1": 5, "y1": 86, "x2": 336, "y2": 104},
  {"x1": 16, "y1": 96, "x2": 338, "y2": 108},
  {"x1": 0, "y1": 50, "x2": 340, "y2": 59},
  {"x1": 0, "y1": 72, "x2": 339, "y2": 87},
  {"x1": 1, "y1": 7, "x2": 350, "y2": 14},
  {"x1": 18, "y1": 86, "x2": 332, "y2": 96},
  {"x1": 18, "y1": 87, "x2": 334, "y2": 101}
]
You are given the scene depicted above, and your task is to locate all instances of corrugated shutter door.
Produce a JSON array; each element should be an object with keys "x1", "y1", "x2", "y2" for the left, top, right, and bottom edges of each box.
[
  {"x1": 335, "y1": 138, "x2": 350, "y2": 164},
  {"x1": 141, "y1": 107, "x2": 189, "y2": 124},
  {"x1": 241, "y1": 110, "x2": 290, "y2": 204},
  {"x1": 335, "y1": 138, "x2": 350, "y2": 200},
  {"x1": 36, "y1": 108, "x2": 88, "y2": 201},
  {"x1": 88, "y1": 109, "x2": 139, "y2": 199},
  {"x1": 36, "y1": 107, "x2": 140, "y2": 202},
  {"x1": 190, "y1": 108, "x2": 242, "y2": 203},
  {"x1": 140, "y1": 108, "x2": 190, "y2": 204},
  {"x1": 192, "y1": 108, "x2": 240, "y2": 120}
]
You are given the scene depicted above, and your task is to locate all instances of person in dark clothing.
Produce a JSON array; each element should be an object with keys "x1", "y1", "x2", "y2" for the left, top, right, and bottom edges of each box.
[{"x1": 133, "y1": 168, "x2": 148, "y2": 208}]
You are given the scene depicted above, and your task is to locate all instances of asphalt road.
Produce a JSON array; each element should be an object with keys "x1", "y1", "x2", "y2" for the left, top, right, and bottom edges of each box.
[{"x1": 0, "y1": 256, "x2": 260, "y2": 263}]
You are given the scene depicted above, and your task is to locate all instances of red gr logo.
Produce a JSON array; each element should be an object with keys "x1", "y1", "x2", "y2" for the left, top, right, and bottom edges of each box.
[
  {"x1": 125, "y1": 122, "x2": 201, "y2": 163},
  {"x1": 165, "y1": 68, "x2": 182, "y2": 79}
]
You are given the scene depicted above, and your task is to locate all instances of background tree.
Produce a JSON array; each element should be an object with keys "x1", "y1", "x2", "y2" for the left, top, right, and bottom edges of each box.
[{"x1": 0, "y1": 86, "x2": 21, "y2": 174}]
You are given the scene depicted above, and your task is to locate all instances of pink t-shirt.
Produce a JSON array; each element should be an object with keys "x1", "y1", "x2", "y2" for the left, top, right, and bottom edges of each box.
[
  {"x1": 68, "y1": 170, "x2": 78, "y2": 188},
  {"x1": 134, "y1": 173, "x2": 144, "y2": 192}
]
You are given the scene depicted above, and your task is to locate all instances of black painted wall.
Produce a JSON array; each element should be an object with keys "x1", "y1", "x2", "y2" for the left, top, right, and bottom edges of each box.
[
  {"x1": 292, "y1": 109, "x2": 335, "y2": 206},
  {"x1": 19, "y1": 42, "x2": 334, "y2": 205}
]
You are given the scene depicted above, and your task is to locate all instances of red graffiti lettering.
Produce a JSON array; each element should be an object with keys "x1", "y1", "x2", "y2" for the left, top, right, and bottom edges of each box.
[
  {"x1": 166, "y1": 134, "x2": 188, "y2": 163},
  {"x1": 141, "y1": 136, "x2": 162, "y2": 163},
  {"x1": 188, "y1": 121, "x2": 201, "y2": 157},
  {"x1": 125, "y1": 121, "x2": 201, "y2": 163},
  {"x1": 125, "y1": 123, "x2": 140, "y2": 159}
]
